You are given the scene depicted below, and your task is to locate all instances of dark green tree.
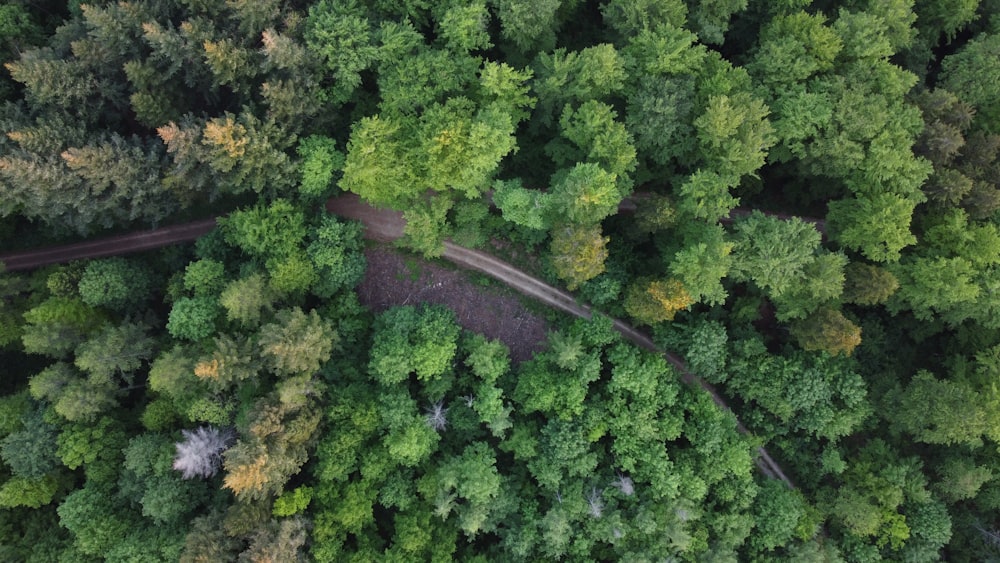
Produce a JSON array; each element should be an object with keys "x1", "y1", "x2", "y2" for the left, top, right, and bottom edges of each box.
[{"x1": 77, "y1": 258, "x2": 151, "y2": 312}]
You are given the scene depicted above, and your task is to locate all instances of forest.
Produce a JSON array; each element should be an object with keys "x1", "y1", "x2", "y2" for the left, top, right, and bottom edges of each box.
[{"x1": 0, "y1": 0, "x2": 999, "y2": 560}]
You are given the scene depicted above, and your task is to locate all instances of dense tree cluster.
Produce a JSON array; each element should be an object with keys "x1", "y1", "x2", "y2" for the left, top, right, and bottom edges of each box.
[{"x1": 2, "y1": 0, "x2": 1000, "y2": 560}]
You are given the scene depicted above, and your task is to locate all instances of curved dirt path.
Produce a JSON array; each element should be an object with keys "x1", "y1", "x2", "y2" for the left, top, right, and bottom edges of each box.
[
  {"x1": 0, "y1": 218, "x2": 218, "y2": 271},
  {"x1": 1, "y1": 195, "x2": 795, "y2": 487},
  {"x1": 328, "y1": 194, "x2": 795, "y2": 488}
]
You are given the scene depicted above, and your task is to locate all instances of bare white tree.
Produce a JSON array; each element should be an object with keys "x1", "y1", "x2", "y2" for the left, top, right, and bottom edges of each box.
[
  {"x1": 172, "y1": 426, "x2": 234, "y2": 479},
  {"x1": 424, "y1": 401, "x2": 448, "y2": 432},
  {"x1": 610, "y1": 473, "x2": 634, "y2": 496},
  {"x1": 587, "y1": 487, "x2": 604, "y2": 518}
]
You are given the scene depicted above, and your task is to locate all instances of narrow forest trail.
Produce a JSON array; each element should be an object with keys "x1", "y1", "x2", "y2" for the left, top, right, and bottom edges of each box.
[
  {"x1": 1, "y1": 195, "x2": 796, "y2": 488},
  {"x1": 0, "y1": 218, "x2": 219, "y2": 271}
]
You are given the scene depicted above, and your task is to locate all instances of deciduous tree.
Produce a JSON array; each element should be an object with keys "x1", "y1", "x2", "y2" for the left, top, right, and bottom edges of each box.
[
  {"x1": 790, "y1": 307, "x2": 862, "y2": 356},
  {"x1": 549, "y1": 223, "x2": 609, "y2": 290},
  {"x1": 624, "y1": 278, "x2": 693, "y2": 325}
]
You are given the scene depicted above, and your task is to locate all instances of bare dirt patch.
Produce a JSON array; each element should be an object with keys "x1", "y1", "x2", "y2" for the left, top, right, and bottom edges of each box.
[{"x1": 357, "y1": 245, "x2": 549, "y2": 363}]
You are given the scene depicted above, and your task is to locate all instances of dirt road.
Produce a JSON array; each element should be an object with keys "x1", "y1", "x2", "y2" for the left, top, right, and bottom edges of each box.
[{"x1": 0, "y1": 218, "x2": 218, "y2": 271}]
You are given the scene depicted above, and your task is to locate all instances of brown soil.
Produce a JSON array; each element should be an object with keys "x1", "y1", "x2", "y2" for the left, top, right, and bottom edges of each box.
[{"x1": 357, "y1": 245, "x2": 549, "y2": 363}]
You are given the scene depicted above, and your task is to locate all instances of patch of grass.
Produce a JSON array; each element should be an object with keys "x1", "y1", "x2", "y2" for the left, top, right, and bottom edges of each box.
[{"x1": 401, "y1": 256, "x2": 422, "y2": 281}]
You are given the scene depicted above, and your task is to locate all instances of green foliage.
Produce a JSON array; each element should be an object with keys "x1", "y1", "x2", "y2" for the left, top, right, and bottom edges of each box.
[
  {"x1": 901, "y1": 498, "x2": 952, "y2": 560},
  {"x1": 601, "y1": 0, "x2": 688, "y2": 37},
  {"x1": 728, "y1": 338, "x2": 871, "y2": 440},
  {"x1": 463, "y1": 334, "x2": 511, "y2": 383},
  {"x1": 7, "y1": 2, "x2": 1000, "y2": 559},
  {"x1": 306, "y1": 0, "x2": 378, "y2": 104},
  {"x1": 534, "y1": 44, "x2": 627, "y2": 113},
  {"x1": 219, "y1": 199, "x2": 306, "y2": 261},
  {"x1": 29, "y1": 362, "x2": 118, "y2": 423},
  {"x1": 369, "y1": 305, "x2": 459, "y2": 385},
  {"x1": 0, "y1": 5, "x2": 41, "y2": 50},
  {"x1": 297, "y1": 135, "x2": 344, "y2": 201},
  {"x1": 677, "y1": 170, "x2": 739, "y2": 222},
  {"x1": 750, "y1": 11, "x2": 842, "y2": 88},
  {"x1": 21, "y1": 297, "x2": 105, "y2": 358},
  {"x1": 935, "y1": 456, "x2": 993, "y2": 502},
  {"x1": 549, "y1": 223, "x2": 609, "y2": 290},
  {"x1": 547, "y1": 330, "x2": 584, "y2": 370},
  {"x1": 492, "y1": 178, "x2": 553, "y2": 231},
  {"x1": 0, "y1": 474, "x2": 60, "y2": 509},
  {"x1": 119, "y1": 433, "x2": 208, "y2": 524},
  {"x1": 307, "y1": 216, "x2": 366, "y2": 297},
  {"x1": 0, "y1": 392, "x2": 30, "y2": 437},
  {"x1": 730, "y1": 211, "x2": 822, "y2": 297},
  {"x1": 686, "y1": 0, "x2": 748, "y2": 45},
  {"x1": 57, "y1": 485, "x2": 133, "y2": 556},
  {"x1": 56, "y1": 416, "x2": 127, "y2": 478},
  {"x1": 479, "y1": 62, "x2": 536, "y2": 124},
  {"x1": 258, "y1": 307, "x2": 337, "y2": 377},
  {"x1": 420, "y1": 98, "x2": 518, "y2": 200},
  {"x1": 494, "y1": 0, "x2": 561, "y2": 53},
  {"x1": 552, "y1": 100, "x2": 637, "y2": 183},
  {"x1": 820, "y1": 440, "x2": 933, "y2": 555},
  {"x1": 273, "y1": 486, "x2": 313, "y2": 517},
  {"x1": 683, "y1": 320, "x2": 728, "y2": 382},
  {"x1": 750, "y1": 480, "x2": 808, "y2": 552},
  {"x1": 182, "y1": 260, "x2": 225, "y2": 297},
  {"x1": 771, "y1": 251, "x2": 848, "y2": 321},
  {"x1": 914, "y1": 0, "x2": 979, "y2": 42},
  {"x1": 827, "y1": 193, "x2": 919, "y2": 262},
  {"x1": 669, "y1": 222, "x2": 733, "y2": 306},
  {"x1": 887, "y1": 370, "x2": 996, "y2": 446},
  {"x1": 549, "y1": 162, "x2": 622, "y2": 225},
  {"x1": 693, "y1": 92, "x2": 775, "y2": 180},
  {"x1": 889, "y1": 254, "x2": 983, "y2": 324},
  {"x1": 266, "y1": 252, "x2": 318, "y2": 297},
  {"x1": 437, "y1": 2, "x2": 492, "y2": 52},
  {"x1": 340, "y1": 94, "x2": 520, "y2": 215},
  {"x1": 77, "y1": 258, "x2": 151, "y2": 311},
  {"x1": 0, "y1": 407, "x2": 58, "y2": 479},
  {"x1": 147, "y1": 346, "x2": 198, "y2": 405},
  {"x1": 219, "y1": 274, "x2": 274, "y2": 327},
  {"x1": 166, "y1": 297, "x2": 219, "y2": 342},
  {"x1": 940, "y1": 32, "x2": 1000, "y2": 133},
  {"x1": 418, "y1": 441, "x2": 501, "y2": 535},
  {"x1": 74, "y1": 322, "x2": 155, "y2": 382}
]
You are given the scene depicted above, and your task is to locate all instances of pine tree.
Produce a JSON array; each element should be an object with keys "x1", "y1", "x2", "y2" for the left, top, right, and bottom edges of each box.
[
  {"x1": 257, "y1": 308, "x2": 337, "y2": 377},
  {"x1": 204, "y1": 111, "x2": 297, "y2": 196}
]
